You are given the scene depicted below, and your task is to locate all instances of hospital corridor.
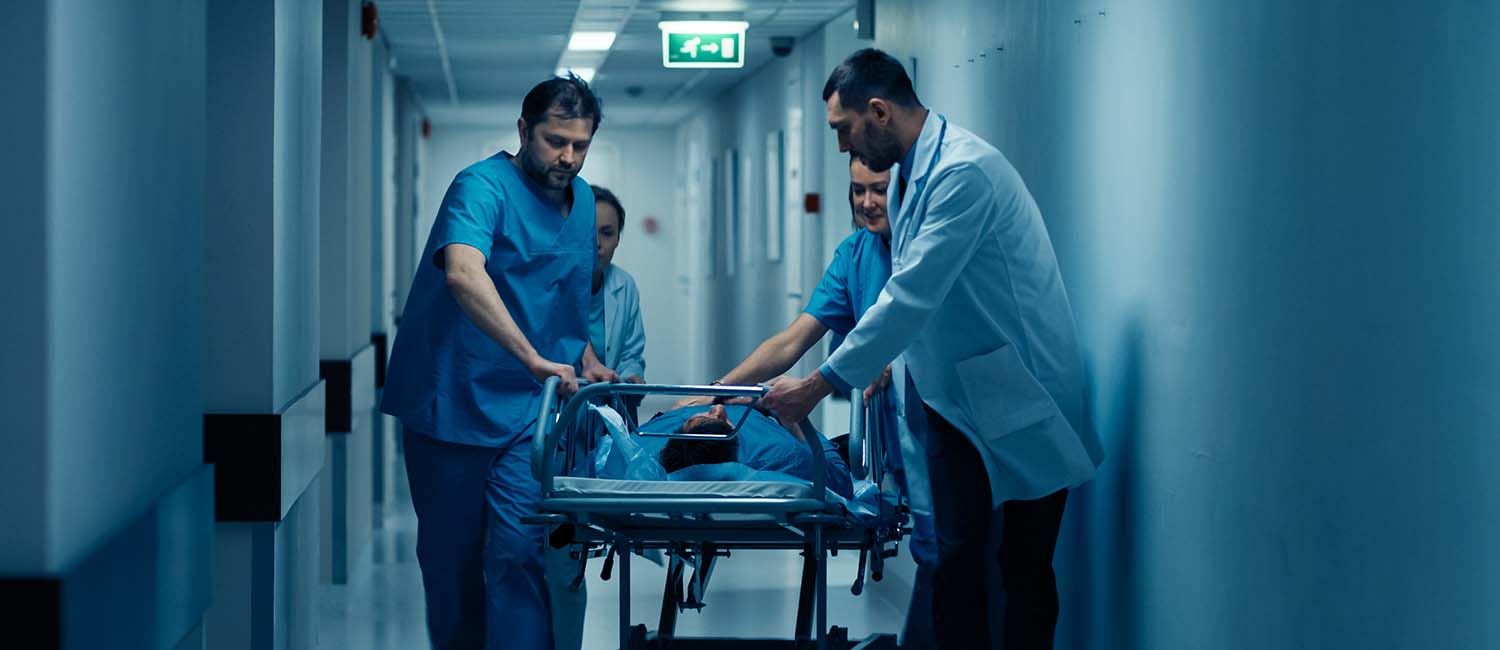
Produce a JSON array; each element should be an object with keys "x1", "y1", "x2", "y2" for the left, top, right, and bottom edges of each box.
[{"x1": 4, "y1": 1, "x2": 1500, "y2": 649}]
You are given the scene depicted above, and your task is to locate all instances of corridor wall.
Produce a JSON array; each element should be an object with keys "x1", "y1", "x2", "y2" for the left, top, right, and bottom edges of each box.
[
  {"x1": 0, "y1": 1, "x2": 214, "y2": 647},
  {"x1": 874, "y1": 1, "x2": 1500, "y2": 648}
]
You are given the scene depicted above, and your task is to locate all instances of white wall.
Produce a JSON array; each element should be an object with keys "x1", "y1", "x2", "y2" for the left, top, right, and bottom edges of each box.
[
  {"x1": 662, "y1": 14, "x2": 883, "y2": 416},
  {"x1": 391, "y1": 79, "x2": 424, "y2": 320},
  {"x1": 203, "y1": 0, "x2": 322, "y2": 414},
  {"x1": 0, "y1": 0, "x2": 206, "y2": 577},
  {"x1": 271, "y1": 0, "x2": 324, "y2": 408},
  {"x1": 587, "y1": 128, "x2": 687, "y2": 383},
  {"x1": 417, "y1": 123, "x2": 519, "y2": 255},
  {"x1": 0, "y1": 0, "x2": 49, "y2": 572},
  {"x1": 44, "y1": 0, "x2": 208, "y2": 573},
  {"x1": 676, "y1": 51, "x2": 827, "y2": 381},
  {"x1": 320, "y1": 0, "x2": 374, "y2": 360},
  {"x1": 875, "y1": 1, "x2": 1500, "y2": 648},
  {"x1": 374, "y1": 50, "x2": 398, "y2": 335}
]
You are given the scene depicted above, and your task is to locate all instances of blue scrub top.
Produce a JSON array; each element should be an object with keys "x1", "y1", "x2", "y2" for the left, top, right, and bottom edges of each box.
[
  {"x1": 381, "y1": 152, "x2": 596, "y2": 449},
  {"x1": 805, "y1": 229, "x2": 892, "y2": 353},
  {"x1": 803, "y1": 228, "x2": 911, "y2": 475}
]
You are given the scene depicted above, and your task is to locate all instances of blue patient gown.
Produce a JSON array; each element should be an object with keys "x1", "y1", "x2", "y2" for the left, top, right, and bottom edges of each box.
[
  {"x1": 382, "y1": 152, "x2": 595, "y2": 650},
  {"x1": 587, "y1": 404, "x2": 876, "y2": 522}
]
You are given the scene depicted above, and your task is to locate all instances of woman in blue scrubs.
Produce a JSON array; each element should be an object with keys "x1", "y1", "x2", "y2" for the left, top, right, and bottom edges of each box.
[
  {"x1": 380, "y1": 75, "x2": 617, "y2": 650},
  {"x1": 676, "y1": 155, "x2": 938, "y2": 648}
]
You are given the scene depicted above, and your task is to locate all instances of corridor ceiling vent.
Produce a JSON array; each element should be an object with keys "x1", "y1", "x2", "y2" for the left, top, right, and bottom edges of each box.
[{"x1": 659, "y1": 13, "x2": 749, "y2": 69}]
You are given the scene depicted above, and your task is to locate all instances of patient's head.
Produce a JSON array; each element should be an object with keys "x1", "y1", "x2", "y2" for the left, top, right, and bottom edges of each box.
[{"x1": 658, "y1": 404, "x2": 740, "y2": 472}]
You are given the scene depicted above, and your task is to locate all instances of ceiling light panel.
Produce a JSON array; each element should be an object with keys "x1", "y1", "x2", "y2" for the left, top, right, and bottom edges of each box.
[{"x1": 568, "y1": 31, "x2": 616, "y2": 51}]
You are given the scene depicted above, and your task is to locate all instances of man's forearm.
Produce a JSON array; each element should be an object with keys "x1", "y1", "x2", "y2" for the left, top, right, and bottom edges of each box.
[
  {"x1": 719, "y1": 316, "x2": 826, "y2": 385},
  {"x1": 720, "y1": 336, "x2": 801, "y2": 385}
]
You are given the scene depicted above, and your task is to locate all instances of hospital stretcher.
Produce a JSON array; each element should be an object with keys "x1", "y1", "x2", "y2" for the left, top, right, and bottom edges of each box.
[{"x1": 524, "y1": 379, "x2": 911, "y2": 650}]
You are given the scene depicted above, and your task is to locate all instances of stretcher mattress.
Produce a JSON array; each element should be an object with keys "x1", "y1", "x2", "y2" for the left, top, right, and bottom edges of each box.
[{"x1": 553, "y1": 476, "x2": 816, "y2": 500}]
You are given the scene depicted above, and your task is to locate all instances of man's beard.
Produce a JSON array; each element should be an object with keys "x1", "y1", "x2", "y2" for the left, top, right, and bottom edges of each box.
[
  {"x1": 855, "y1": 126, "x2": 904, "y2": 173},
  {"x1": 519, "y1": 147, "x2": 576, "y2": 190}
]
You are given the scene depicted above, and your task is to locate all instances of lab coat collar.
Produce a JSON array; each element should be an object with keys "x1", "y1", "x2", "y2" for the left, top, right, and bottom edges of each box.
[
  {"x1": 893, "y1": 112, "x2": 946, "y2": 225},
  {"x1": 603, "y1": 264, "x2": 628, "y2": 297}
]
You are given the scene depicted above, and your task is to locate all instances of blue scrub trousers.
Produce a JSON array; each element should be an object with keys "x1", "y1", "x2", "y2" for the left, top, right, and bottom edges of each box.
[{"x1": 403, "y1": 429, "x2": 552, "y2": 650}]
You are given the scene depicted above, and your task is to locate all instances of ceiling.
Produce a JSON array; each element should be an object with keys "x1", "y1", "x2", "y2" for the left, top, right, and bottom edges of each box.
[{"x1": 379, "y1": 0, "x2": 857, "y2": 126}]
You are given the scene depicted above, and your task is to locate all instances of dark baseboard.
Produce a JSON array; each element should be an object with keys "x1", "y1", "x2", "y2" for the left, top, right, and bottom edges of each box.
[
  {"x1": 204, "y1": 381, "x2": 325, "y2": 522},
  {"x1": 0, "y1": 579, "x2": 60, "y2": 647},
  {"x1": 320, "y1": 360, "x2": 352, "y2": 433},
  {"x1": 371, "y1": 332, "x2": 388, "y2": 388},
  {"x1": 203, "y1": 412, "x2": 283, "y2": 522},
  {"x1": 320, "y1": 343, "x2": 376, "y2": 435}
]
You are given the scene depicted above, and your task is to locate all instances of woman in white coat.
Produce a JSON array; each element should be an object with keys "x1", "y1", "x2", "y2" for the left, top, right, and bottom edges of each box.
[
  {"x1": 586, "y1": 185, "x2": 646, "y2": 388},
  {"x1": 549, "y1": 184, "x2": 647, "y2": 650}
]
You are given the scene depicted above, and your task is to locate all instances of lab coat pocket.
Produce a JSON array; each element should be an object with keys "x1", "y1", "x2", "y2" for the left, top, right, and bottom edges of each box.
[{"x1": 954, "y1": 345, "x2": 1058, "y2": 442}]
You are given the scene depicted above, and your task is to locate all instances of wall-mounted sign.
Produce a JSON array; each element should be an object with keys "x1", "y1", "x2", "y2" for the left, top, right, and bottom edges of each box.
[{"x1": 659, "y1": 20, "x2": 748, "y2": 69}]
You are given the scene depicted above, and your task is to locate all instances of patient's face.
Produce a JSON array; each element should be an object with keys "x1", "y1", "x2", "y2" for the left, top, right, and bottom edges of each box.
[
  {"x1": 661, "y1": 405, "x2": 740, "y2": 472},
  {"x1": 681, "y1": 404, "x2": 730, "y2": 434}
]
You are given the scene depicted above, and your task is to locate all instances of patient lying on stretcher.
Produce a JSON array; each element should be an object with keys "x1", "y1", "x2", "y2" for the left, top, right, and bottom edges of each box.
[{"x1": 589, "y1": 403, "x2": 855, "y2": 499}]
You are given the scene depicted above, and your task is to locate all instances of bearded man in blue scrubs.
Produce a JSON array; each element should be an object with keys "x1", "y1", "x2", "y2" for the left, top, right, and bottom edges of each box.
[{"x1": 381, "y1": 74, "x2": 618, "y2": 650}]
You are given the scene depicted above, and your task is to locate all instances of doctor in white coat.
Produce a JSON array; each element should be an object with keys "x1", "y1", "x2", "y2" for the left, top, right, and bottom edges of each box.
[{"x1": 762, "y1": 49, "x2": 1105, "y2": 649}]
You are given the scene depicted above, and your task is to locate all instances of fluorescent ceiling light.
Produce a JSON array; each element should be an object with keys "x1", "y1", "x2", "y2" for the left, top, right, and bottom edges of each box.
[
  {"x1": 568, "y1": 31, "x2": 616, "y2": 51},
  {"x1": 657, "y1": 20, "x2": 750, "y2": 32},
  {"x1": 557, "y1": 66, "x2": 596, "y2": 83}
]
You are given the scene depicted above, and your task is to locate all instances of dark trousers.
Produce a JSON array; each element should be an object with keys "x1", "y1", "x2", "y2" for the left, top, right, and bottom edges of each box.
[
  {"x1": 901, "y1": 561, "x2": 938, "y2": 649},
  {"x1": 923, "y1": 405, "x2": 1069, "y2": 650},
  {"x1": 403, "y1": 430, "x2": 552, "y2": 650}
]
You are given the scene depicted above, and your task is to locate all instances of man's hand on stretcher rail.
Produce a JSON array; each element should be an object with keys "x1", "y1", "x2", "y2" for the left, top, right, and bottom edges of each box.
[
  {"x1": 864, "y1": 364, "x2": 893, "y2": 400},
  {"x1": 675, "y1": 363, "x2": 891, "y2": 411}
]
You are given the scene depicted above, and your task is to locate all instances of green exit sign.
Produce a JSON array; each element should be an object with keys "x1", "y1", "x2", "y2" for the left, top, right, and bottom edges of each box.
[{"x1": 659, "y1": 21, "x2": 748, "y2": 69}]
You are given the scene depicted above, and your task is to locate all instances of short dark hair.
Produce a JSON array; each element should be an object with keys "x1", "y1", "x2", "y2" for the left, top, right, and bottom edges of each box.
[
  {"x1": 591, "y1": 184, "x2": 626, "y2": 230},
  {"x1": 822, "y1": 48, "x2": 920, "y2": 112},
  {"x1": 521, "y1": 73, "x2": 603, "y2": 135},
  {"x1": 659, "y1": 432, "x2": 739, "y2": 473}
]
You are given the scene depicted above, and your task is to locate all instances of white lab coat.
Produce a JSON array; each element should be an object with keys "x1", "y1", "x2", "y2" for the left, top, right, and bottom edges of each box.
[
  {"x1": 597, "y1": 264, "x2": 646, "y2": 380},
  {"x1": 822, "y1": 113, "x2": 1105, "y2": 507}
]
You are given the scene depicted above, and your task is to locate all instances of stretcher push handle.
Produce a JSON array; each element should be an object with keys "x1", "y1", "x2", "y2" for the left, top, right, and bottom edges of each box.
[
  {"x1": 849, "y1": 390, "x2": 868, "y2": 481},
  {"x1": 532, "y1": 375, "x2": 564, "y2": 483}
]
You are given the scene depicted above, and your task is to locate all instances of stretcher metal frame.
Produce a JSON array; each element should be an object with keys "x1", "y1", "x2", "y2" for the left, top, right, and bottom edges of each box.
[{"x1": 524, "y1": 379, "x2": 908, "y2": 650}]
